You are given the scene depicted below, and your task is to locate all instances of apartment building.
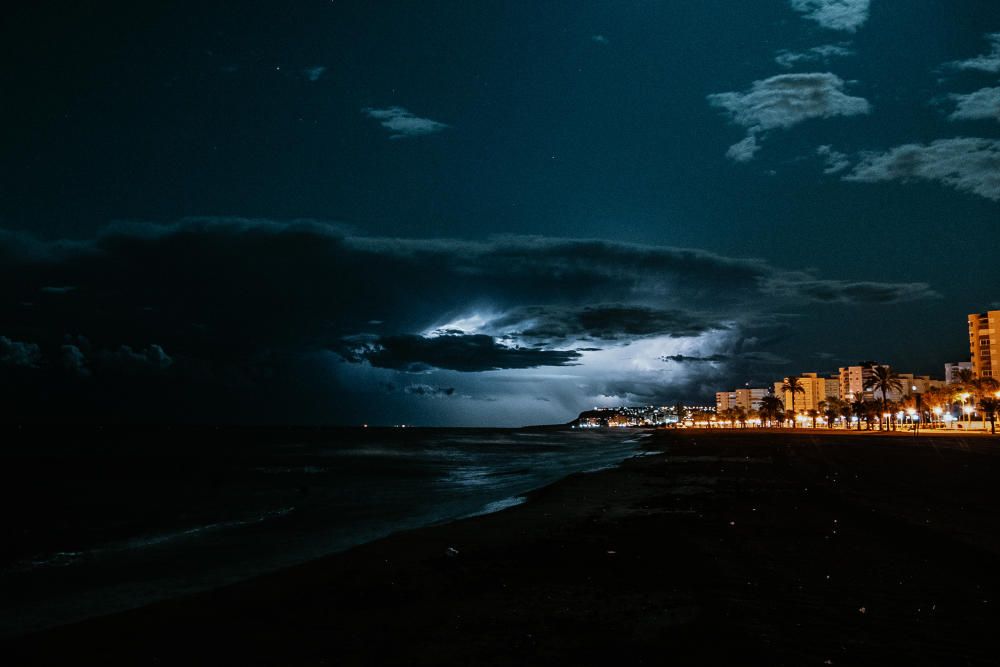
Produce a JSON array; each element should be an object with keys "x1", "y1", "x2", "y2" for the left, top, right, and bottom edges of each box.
[
  {"x1": 774, "y1": 373, "x2": 839, "y2": 413},
  {"x1": 715, "y1": 391, "x2": 737, "y2": 412},
  {"x1": 735, "y1": 387, "x2": 769, "y2": 412},
  {"x1": 969, "y1": 310, "x2": 1000, "y2": 379},
  {"x1": 838, "y1": 362, "x2": 881, "y2": 402}
]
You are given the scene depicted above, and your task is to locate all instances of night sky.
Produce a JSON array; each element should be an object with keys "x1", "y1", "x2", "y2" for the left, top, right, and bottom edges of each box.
[{"x1": 2, "y1": 1, "x2": 998, "y2": 426}]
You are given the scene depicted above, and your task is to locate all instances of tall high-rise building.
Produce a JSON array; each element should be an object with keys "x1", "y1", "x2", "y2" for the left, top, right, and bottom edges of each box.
[{"x1": 968, "y1": 310, "x2": 1000, "y2": 379}]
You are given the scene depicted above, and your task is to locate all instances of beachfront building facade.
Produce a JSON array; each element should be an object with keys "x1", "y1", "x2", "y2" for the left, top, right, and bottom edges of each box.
[
  {"x1": 896, "y1": 374, "x2": 946, "y2": 397},
  {"x1": 969, "y1": 310, "x2": 1000, "y2": 379},
  {"x1": 774, "y1": 373, "x2": 838, "y2": 413},
  {"x1": 945, "y1": 361, "x2": 974, "y2": 384},
  {"x1": 717, "y1": 388, "x2": 769, "y2": 413},
  {"x1": 715, "y1": 391, "x2": 737, "y2": 412},
  {"x1": 735, "y1": 388, "x2": 769, "y2": 412},
  {"x1": 840, "y1": 365, "x2": 945, "y2": 402},
  {"x1": 838, "y1": 362, "x2": 881, "y2": 402}
]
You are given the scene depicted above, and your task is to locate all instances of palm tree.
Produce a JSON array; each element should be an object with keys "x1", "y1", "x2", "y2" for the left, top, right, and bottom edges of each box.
[
  {"x1": 807, "y1": 409, "x2": 820, "y2": 428},
  {"x1": 850, "y1": 395, "x2": 867, "y2": 431},
  {"x1": 734, "y1": 406, "x2": 748, "y2": 429},
  {"x1": 972, "y1": 379, "x2": 1000, "y2": 430},
  {"x1": 954, "y1": 368, "x2": 978, "y2": 426},
  {"x1": 839, "y1": 400, "x2": 853, "y2": 429},
  {"x1": 822, "y1": 398, "x2": 845, "y2": 429},
  {"x1": 979, "y1": 396, "x2": 999, "y2": 435},
  {"x1": 757, "y1": 395, "x2": 784, "y2": 427},
  {"x1": 851, "y1": 396, "x2": 880, "y2": 431},
  {"x1": 922, "y1": 387, "x2": 950, "y2": 428},
  {"x1": 863, "y1": 399, "x2": 880, "y2": 430},
  {"x1": 864, "y1": 365, "x2": 903, "y2": 431},
  {"x1": 781, "y1": 376, "x2": 807, "y2": 424}
]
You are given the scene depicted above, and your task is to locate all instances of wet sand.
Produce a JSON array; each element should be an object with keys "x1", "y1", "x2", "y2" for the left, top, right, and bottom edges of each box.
[{"x1": 6, "y1": 429, "x2": 1000, "y2": 666}]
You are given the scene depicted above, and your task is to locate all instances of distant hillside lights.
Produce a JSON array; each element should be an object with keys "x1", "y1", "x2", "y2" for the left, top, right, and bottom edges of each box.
[
  {"x1": 573, "y1": 406, "x2": 677, "y2": 428},
  {"x1": 573, "y1": 404, "x2": 716, "y2": 428}
]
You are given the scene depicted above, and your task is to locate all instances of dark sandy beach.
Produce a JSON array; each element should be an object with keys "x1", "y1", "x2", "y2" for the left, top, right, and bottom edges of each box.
[{"x1": 7, "y1": 429, "x2": 1000, "y2": 666}]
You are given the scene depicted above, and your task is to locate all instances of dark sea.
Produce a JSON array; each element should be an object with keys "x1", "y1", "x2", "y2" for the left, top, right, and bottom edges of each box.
[{"x1": 0, "y1": 426, "x2": 650, "y2": 637}]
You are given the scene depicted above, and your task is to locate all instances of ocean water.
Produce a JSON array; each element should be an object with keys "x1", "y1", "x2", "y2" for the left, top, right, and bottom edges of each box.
[{"x1": 0, "y1": 427, "x2": 647, "y2": 637}]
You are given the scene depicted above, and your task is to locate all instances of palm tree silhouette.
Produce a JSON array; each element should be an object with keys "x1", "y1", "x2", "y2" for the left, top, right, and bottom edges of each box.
[
  {"x1": 821, "y1": 398, "x2": 845, "y2": 429},
  {"x1": 781, "y1": 376, "x2": 807, "y2": 426},
  {"x1": 864, "y1": 365, "x2": 903, "y2": 431},
  {"x1": 757, "y1": 395, "x2": 784, "y2": 427},
  {"x1": 734, "y1": 406, "x2": 748, "y2": 429},
  {"x1": 850, "y1": 396, "x2": 867, "y2": 431}
]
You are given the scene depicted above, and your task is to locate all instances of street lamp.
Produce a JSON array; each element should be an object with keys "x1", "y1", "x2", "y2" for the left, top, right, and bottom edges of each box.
[
  {"x1": 961, "y1": 393, "x2": 972, "y2": 426},
  {"x1": 911, "y1": 385, "x2": 921, "y2": 435}
]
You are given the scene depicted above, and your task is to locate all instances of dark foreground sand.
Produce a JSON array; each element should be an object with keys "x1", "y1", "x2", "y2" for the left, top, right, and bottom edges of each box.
[{"x1": 7, "y1": 429, "x2": 1000, "y2": 666}]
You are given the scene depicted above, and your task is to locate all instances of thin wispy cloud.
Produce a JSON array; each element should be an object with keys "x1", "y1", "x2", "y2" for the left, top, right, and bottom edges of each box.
[
  {"x1": 303, "y1": 66, "x2": 326, "y2": 82},
  {"x1": 845, "y1": 138, "x2": 1000, "y2": 201},
  {"x1": 591, "y1": 34, "x2": 609, "y2": 45},
  {"x1": 708, "y1": 73, "x2": 871, "y2": 162},
  {"x1": 816, "y1": 145, "x2": 851, "y2": 174},
  {"x1": 362, "y1": 106, "x2": 449, "y2": 139},
  {"x1": 948, "y1": 87, "x2": 1000, "y2": 122},
  {"x1": 948, "y1": 32, "x2": 1000, "y2": 73},
  {"x1": 789, "y1": 0, "x2": 871, "y2": 32},
  {"x1": 775, "y1": 43, "x2": 854, "y2": 69}
]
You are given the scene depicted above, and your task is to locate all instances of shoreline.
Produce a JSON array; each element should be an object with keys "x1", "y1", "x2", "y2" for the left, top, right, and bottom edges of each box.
[
  {"x1": 7, "y1": 429, "x2": 1000, "y2": 665},
  {"x1": 0, "y1": 427, "x2": 646, "y2": 640}
]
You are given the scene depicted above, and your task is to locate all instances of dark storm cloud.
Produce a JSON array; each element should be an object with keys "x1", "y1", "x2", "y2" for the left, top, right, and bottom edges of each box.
[
  {"x1": 335, "y1": 334, "x2": 581, "y2": 372},
  {"x1": 0, "y1": 218, "x2": 941, "y2": 421},
  {"x1": 763, "y1": 277, "x2": 940, "y2": 303},
  {"x1": 99, "y1": 344, "x2": 174, "y2": 374},
  {"x1": 660, "y1": 354, "x2": 729, "y2": 363},
  {"x1": 403, "y1": 384, "x2": 456, "y2": 398},
  {"x1": 661, "y1": 351, "x2": 791, "y2": 365},
  {"x1": 61, "y1": 344, "x2": 89, "y2": 376},
  {"x1": 490, "y1": 305, "x2": 722, "y2": 342},
  {"x1": 0, "y1": 336, "x2": 42, "y2": 368}
]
